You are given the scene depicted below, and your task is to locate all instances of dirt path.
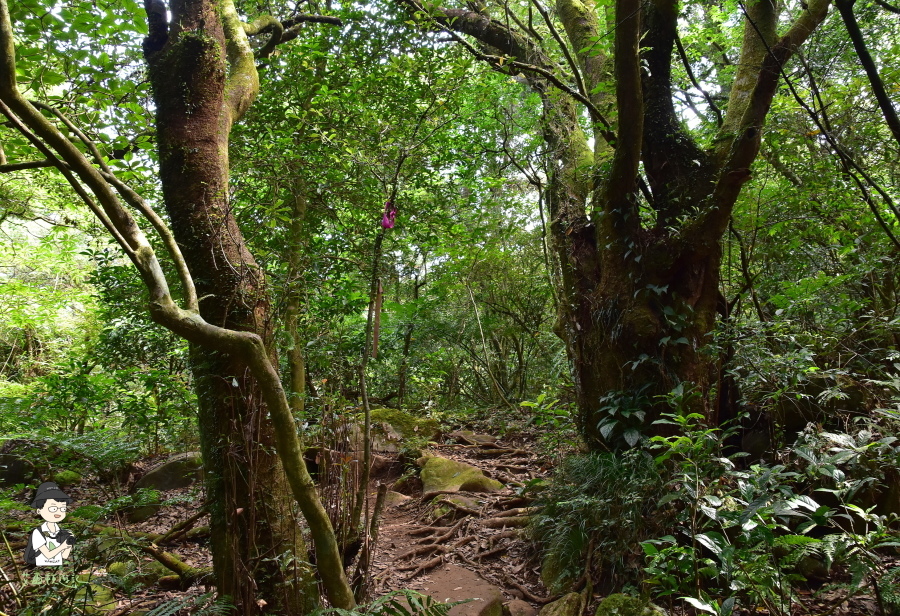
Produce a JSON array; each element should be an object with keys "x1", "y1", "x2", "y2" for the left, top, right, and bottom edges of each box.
[{"x1": 366, "y1": 432, "x2": 555, "y2": 616}]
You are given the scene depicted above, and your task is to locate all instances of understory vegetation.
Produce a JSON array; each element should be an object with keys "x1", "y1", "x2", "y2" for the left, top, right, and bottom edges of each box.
[{"x1": 1, "y1": 0, "x2": 899, "y2": 613}]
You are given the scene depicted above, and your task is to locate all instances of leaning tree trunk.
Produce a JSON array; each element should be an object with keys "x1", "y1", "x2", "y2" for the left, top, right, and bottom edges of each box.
[{"x1": 143, "y1": 1, "x2": 315, "y2": 613}]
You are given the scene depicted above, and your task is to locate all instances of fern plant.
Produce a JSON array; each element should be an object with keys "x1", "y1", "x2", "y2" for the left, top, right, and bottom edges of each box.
[{"x1": 311, "y1": 589, "x2": 468, "y2": 616}]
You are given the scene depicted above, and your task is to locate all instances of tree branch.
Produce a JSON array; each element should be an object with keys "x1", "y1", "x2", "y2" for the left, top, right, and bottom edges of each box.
[
  {"x1": 605, "y1": 0, "x2": 642, "y2": 205},
  {"x1": 0, "y1": 159, "x2": 54, "y2": 172},
  {"x1": 222, "y1": 0, "x2": 261, "y2": 124},
  {"x1": 835, "y1": 0, "x2": 900, "y2": 148},
  {"x1": 531, "y1": 0, "x2": 588, "y2": 102},
  {"x1": 698, "y1": 0, "x2": 831, "y2": 240},
  {"x1": 715, "y1": 0, "x2": 778, "y2": 159},
  {"x1": 675, "y1": 33, "x2": 722, "y2": 126},
  {"x1": 873, "y1": 0, "x2": 900, "y2": 13},
  {"x1": 399, "y1": 0, "x2": 615, "y2": 138},
  {"x1": 243, "y1": 15, "x2": 284, "y2": 59},
  {"x1": 555, "y1": 0, "x2": 607, "y2": 110}
]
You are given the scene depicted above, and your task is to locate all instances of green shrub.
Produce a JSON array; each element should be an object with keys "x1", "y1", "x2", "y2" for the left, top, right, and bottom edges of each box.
[{"x1": 531, "y1": 449, "x2": 666, "y2": 593}]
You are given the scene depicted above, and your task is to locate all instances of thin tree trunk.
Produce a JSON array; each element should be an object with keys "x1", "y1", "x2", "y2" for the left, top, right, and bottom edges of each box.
[{"x1": 286, "y1": 191, "x2": 309, "y2": 418}]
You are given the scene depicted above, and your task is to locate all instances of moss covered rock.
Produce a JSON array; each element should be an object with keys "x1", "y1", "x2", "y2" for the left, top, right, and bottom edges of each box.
[
  {"x1": 108, "y1": 559, "x2": 171, "y2": 585},
  {"x1": 420, "y1": 456, "x2": 503, "y2": 499},
  {"x1": 538, "y1": 593, "x2": 581, "y2": 616},
  {"x1": 74, "y1": 575, "x2": 117, "y2": 614},
  {"x1": 353, "y1": 408, "x2": 440, "y2": 452},
  {"x1": 53, "y1": 469, "x2": 82, "y2": 486},
  {"x1": 594, "y1": 594, "x2": 666, "y2": 616},
  {"x1": 133, "y1": 452, "x2": 202, "y2": 492}
]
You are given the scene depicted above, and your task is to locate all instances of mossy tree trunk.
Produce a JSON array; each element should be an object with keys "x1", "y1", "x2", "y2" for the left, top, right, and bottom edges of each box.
[
  {"x1": 142, "y1": 1, "x2": 315, "y2": 613},
  {"x1": 0, "y1": 0, "x2": 355, "y2": 609},
  {"x1": 400, "y1": 0, "x2": 831, "y2": 449}
]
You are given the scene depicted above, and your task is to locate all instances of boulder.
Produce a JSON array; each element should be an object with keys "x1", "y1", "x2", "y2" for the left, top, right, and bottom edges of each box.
[
  {"x1": 53, "y1": 469, "x2": 82, "y2": 486},
  {"x1": 108, "y1": 559, "x2": 171, "y2": 585},
  {"x1": 419, "y1": 456, "x2": 503, "y2": 499},
  {"x1": 133, "y1": 452, "x2": 202, "y2": 492},
  {"x1": 539, "y1": 593, "x2": 582, "y2": 616},
  {"x1": 594, "y1": 594, "x2": 666, "y2": 616},
  {"x1": 352, "y1": 408, "x2": 440, "y2": 453},
  {"x1": 0, "y1": 454, "x2": 35, "y2": 487},
  {"x1": 127, "y1": 502, "x2": 161, "y2": 523},
  {"x1": 505, "y1": 599, "x2": 538, "y2": 616},
  {"x1": 385, "y1": 491, "x2": 412, "y2": 508},
  {"x1": 74, "y1": 575, "x2": 117, "y2": 614}
]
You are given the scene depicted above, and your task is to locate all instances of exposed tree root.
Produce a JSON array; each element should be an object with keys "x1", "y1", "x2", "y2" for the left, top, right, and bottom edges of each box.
[
  {"x1": 106, "y1": 600, "x2": 154, "y2": 616},
  {"x1": 474, "y1": 543, "x2": 507, "y2": 560},
  {"x1": 497, "y1": 496, "x2": 533, "y2": 508},
  {"x1": 426, "y1": 518, "x2": 467, "y2": 545},
  {"x1": 489, "y1": 529, "x2": 520, "y2": 543},
  {"x1": 475, "y1": 448, "x2": 527, "y2": 457},
  {"x1": 504, "y1": 574, "x2": 557, "y2": 604},
  {"x1": 481, "y1": 516, "x2": 529, "y2": 528},
  {"x1": 493, "y1": 507, "x2": 534, "y2": 518},
  {"x1": 407, "y1": 525, "x2": 441, "y2": 536},
  {"x1": 141, "y1": 544, "x2": 210, "y2": 588},
  {"x1": 398, "y1": 543, "x2": 446, "y2": 561},
  {"x1": 496, "y1": 464, "x2": 531, "y2": 473},
  {"x1": 157, "y1": 508, "x2": 208, "y2": 544},
  {"x1": 439, "y1": 499, "x2": 481, "y2": 517},
  {"x1": 401, "y1": 554, "x2": 444, "y2": 578}
]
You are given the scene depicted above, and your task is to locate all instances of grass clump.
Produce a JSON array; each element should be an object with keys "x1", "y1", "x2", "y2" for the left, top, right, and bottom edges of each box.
[{"x1": 531, "y1": 449, "x2": 666, "y2": 593}]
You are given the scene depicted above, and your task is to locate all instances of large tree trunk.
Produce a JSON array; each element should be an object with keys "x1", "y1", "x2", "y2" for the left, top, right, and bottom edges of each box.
[
  {"x1": 143, "y1": 1, "x2": 315, "y2": 612},
  {"x1": 400, "y1": 0, "x2": 831, "y2": 450}
]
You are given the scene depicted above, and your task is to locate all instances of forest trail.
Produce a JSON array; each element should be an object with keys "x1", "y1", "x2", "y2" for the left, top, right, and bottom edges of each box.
[{"x1": 366, "y1": 431, "x2": 555, "y2": 616}]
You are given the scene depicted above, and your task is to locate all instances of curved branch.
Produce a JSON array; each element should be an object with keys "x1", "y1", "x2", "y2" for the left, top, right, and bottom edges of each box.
[
  {"x1": 222, "y1": 0, "x2": 260, "y2": 123},
  {"x1": 0, "y1": 99, "x2": 136, "y2": 259},
  {"x1": 0, "y1": 159, "x2": 54, "y2": 172},
  {"x1": 100, "y1": 171, "x2": 199, "y2": 312},
  {"x1": 400, "y1": 0, "x2": 615, "y2": 138},
  {"x1": 675, "y1": 33, "x2": 722, "y2": 126},
  {"x1": 242, "y1": 15, "x2": 284, "y2": 59},
  {"x1": 873, "y1": 0, "x2": 900, "y2": 13},
  {"x1": 30, "y1": 100, "x2": 112, "y2": 174}
]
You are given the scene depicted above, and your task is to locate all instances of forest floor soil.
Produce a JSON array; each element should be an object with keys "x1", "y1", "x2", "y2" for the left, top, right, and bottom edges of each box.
[{"x1": 2, "y1": 428, "x2": 895, "y2": 616}]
